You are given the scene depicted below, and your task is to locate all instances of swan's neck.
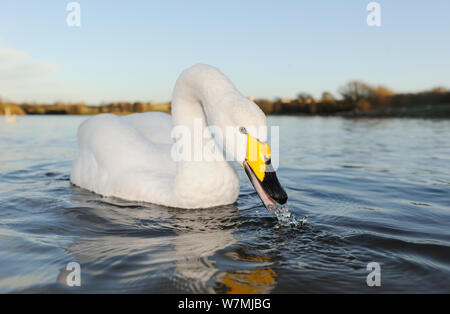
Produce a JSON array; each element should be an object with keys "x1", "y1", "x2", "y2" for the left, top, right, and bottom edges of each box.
[
  {"x1": 170, "y1": 65, "x2": 240, "y2": 206},
  {"x1": 172, "y1": 64, "x2": 243, "y2": 152},
  {"x1": 171, "y1": 64, "x2": 241, "y2": 129}
]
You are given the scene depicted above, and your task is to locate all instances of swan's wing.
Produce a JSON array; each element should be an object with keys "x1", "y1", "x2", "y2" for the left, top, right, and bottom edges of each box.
[{"x1": 71, "y1": 114, "x2": 176, "y2": 204}]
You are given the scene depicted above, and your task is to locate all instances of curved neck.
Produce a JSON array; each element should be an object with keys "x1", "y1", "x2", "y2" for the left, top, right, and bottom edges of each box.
[
  {"x1": 171, "y1": 64, "x2": 241, "y2": 129},
  {"x1": 169, "y1": 65, "x2": 241, "y2": 203}
]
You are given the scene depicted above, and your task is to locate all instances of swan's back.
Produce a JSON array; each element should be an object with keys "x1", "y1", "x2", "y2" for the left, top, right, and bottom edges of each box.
[
  {"x1": 71, "y1": 113, "x2": 176, "y2": 205},
  {"x1": 121, "y1": 112, "x2": 173, "y2": 144}
]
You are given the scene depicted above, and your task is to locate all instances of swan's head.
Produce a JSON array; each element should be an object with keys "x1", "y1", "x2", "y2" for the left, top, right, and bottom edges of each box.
[
  {"x1": 219, "y1": 96, "x2": 288, "y2": 211},
  {"x1": 239, "y1": 127, "x2": 288, "y2": 212}
]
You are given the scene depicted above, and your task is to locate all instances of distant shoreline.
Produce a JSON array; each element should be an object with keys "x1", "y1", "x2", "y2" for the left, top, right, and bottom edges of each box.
[
  {"x1": 337, "y1": 103, "x2": 450, "y2": 118},
  {"x1": 2, "y1": 81, "x2": 449, "y2": 118},
  {"x1": 2, "y1": 103, "x2": 450, "y2": 119},
  {"x1": 2, "y1": 102, "x2": 450, "y2": 119}
]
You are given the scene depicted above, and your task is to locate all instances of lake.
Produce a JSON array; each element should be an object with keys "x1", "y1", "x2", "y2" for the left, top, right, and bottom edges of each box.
[{"x1": 0, "y1": 115, "x2": 449, "y2": 293}]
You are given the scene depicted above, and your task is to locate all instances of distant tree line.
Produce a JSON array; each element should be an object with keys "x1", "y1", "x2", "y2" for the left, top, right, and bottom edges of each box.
[
  {"x1": 1, "y1": 81, "x2": 449, "y2": 117},
  {"x1": 254, "y1": 82, "x2": 450, "y2": 116},
  {"x1": 0, "y1": 101, "x2": 170, "y2": 116}
]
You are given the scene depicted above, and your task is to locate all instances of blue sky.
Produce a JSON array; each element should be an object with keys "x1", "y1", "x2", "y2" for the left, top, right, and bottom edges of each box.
[{"x1": 0, "y1": 0, "x2": 449, "y2": 104}]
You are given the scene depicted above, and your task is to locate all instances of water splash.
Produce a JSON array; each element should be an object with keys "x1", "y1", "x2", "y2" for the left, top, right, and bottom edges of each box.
[{"x1": 273, "y1": 205, "x2": 307, "y2": 227}]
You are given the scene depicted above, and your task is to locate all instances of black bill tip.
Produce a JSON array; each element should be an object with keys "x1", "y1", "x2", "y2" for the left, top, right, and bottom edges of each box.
[{"x1": 261, "y1": 170, "x2": 288, "y2": 205}]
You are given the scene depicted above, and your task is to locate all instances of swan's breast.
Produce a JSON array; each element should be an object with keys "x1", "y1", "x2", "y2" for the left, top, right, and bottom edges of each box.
[{"x1": 171, "y1": 160, "x2": 240, "y2": 208}]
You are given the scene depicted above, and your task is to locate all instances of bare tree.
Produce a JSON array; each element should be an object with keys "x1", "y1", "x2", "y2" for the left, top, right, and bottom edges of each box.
[
  {"x1": 321, "y1": 91, "x2": 336, "y2": 103},
  {"x1": 339, "y1": 81, "x2": 373, "y2": 103},
  {"x1": 297, "y1": 92, "x2": 314, "y2": 104}
]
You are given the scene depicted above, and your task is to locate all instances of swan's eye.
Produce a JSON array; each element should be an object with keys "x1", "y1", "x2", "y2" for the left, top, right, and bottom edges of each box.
[{"x1": 239, "y1": 127, "x2": 247, "y2": 134}]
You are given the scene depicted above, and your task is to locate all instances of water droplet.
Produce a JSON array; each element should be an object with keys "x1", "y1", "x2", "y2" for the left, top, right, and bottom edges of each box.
[{"x1": 273, "y1": 205, "x2": 307, "y2": 227}]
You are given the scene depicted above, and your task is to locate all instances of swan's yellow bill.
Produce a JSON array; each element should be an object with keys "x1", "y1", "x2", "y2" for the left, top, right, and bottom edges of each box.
[
  {"x1": 243, "y1": 133, "x2": 287, "y2": 211},
  {"x1": 244, "y1": 133, "x2": 271, "y2": 182}
]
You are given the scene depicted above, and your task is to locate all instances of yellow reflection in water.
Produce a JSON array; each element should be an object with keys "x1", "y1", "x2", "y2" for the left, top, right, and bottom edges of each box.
[
  {"x1": 221, "y1": 268, "x2": 276, "y2": 294},
  {"x1": 219, "y1": 256, "x2": 277, "y2": 294}
]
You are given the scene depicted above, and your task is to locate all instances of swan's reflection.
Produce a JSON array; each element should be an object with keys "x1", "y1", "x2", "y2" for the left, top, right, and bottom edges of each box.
[
  {"x1": 168, "y1": 204, "x2": 238, "y2": 293},
  {"x1": 61, "y1": 186, "x2": 276, "y2": 293}
]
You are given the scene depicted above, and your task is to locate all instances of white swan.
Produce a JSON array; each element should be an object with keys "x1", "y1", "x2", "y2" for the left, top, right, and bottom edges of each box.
[{"x1": 70, "y1": 64, "x2": 287, "y2": 209}]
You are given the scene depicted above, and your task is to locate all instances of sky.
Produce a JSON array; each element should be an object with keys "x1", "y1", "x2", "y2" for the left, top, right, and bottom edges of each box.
[{"x1": 0, "y1": 0, "x2": 449, "y2": 104}]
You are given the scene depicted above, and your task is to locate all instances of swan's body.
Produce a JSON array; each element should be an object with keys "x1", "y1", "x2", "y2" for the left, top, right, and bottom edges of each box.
[{"x1": 71, "y1": 64, "x2": 287, "y2": 209}]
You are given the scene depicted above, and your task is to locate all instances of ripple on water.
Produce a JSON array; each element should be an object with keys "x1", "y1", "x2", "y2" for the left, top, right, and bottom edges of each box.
[{"x1": 1, "y1": 116, "x2": 450, "y2": 293}]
